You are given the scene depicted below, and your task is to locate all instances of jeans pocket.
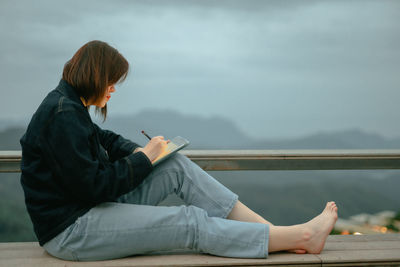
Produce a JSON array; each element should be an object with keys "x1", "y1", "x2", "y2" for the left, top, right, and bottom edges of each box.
[
  {"x1": 57, "y1": 216, "x2": 89, "y2": 260},
  {"x1": 73, "y1": 215, "x2": 88, "y2": 235},
  {"x1": 43, "y1": 224, "x2": 78, "y2": 261},
  {"x1": 57, "y1": 223, "x2": 76, "y2": 248}
]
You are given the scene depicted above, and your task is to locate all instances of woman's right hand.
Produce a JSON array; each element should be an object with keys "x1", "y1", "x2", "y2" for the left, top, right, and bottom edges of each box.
[{"x1": 141, "y1": 136, "x2": 168, "y2": 163}]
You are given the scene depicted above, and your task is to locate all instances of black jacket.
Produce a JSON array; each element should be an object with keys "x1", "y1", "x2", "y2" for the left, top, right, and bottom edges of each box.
[{"x1": 20, "y1": 80, "x2": 153, "y2": 246}]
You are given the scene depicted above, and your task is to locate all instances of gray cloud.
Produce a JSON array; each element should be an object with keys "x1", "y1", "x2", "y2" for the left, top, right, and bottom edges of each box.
[{"x1": 1, "y1": 0, "x2": 399, "y2": 139}]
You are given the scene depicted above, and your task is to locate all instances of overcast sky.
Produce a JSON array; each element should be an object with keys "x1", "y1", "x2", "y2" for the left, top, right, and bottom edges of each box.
[{"x1": 1, "y1": 0, "x2": 399, "y2": 139}]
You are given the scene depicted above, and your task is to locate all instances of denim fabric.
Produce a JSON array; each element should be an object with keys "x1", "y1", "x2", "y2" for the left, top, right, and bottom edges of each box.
[{"x1": 43, "y1": 153, "x2": 269, "y2": 261}]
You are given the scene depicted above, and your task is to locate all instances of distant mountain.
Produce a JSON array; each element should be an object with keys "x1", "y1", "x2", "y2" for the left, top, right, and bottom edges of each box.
[
  {"x1": 99, "y1": 109, "x2": 400, "y2": 149},
  {"x1": 100, "y1": 109, "x2": 255, "y2": 149},
  {"x1": 0, "y1": 127, "x2": 26, "y2": 150},
  {"x1": 252, "y1": 129, "x2": 400, "y2": 149},
  {"x1": 1, "y1": 109, "x2": 400, "y2": 150},
  {"x1": 0, "y1": 118, "x2": 28, "y2": 132}
]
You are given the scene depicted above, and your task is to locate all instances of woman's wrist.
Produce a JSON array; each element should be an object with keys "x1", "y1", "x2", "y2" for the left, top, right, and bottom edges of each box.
[{"x1": 133, "y1": 147, "x2": 143, "y2": 153}]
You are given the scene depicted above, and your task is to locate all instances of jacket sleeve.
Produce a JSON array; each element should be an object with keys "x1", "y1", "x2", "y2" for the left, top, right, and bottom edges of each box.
[
  {"x1": 93, "y1": 123, "x2": 141, "y2": 162},
  {"x1": 41, "y1": 110, "x2": 153, "y2": 203}
]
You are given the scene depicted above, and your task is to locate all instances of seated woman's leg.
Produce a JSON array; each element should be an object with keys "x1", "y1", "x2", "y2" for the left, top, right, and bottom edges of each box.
[
  {"x1": 118, "y1": 153, "x2": 238, "y2": 219},
  {"x1": 122, "y1": 153, "x2": 274, "y2": 226},
  {"x1": 43, "y1": 203, "x2": 269, "y2": 261},
  {"x1": 227, "y1": 200, "x2": 274, "y2": 226},
  {"x1": 117, "y1": 154, "x2": 337, "y2": 255}
]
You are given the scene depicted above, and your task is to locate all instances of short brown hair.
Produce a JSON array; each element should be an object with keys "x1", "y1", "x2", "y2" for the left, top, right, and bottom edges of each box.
[{"x1": 62, "y1": 40, "x2": 129, "y2": 121}]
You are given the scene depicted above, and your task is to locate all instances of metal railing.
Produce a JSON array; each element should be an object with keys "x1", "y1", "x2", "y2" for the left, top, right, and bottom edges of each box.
[{"x1": 1, "y1": 149, "x2": 400, "y2": 173}]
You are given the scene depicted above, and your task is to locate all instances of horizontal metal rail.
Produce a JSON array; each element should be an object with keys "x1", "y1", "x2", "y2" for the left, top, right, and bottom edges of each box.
[
  {"x1": 183, "y1": 149, "x2": 400, "y2": 171},
  {"x1": 1, "y1": 149, "x2": 400, "y2": 172}
]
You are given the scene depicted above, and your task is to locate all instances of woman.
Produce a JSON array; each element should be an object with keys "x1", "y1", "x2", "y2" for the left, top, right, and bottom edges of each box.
[{"x1": 20, "y1": 40, "x2": 338, "y2": 261}]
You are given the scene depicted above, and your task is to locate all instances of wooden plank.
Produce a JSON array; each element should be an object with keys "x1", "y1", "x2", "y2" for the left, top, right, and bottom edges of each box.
[
  {"x1": 324, "y1": 240, "x2": 400, "y2": 250},
  {"x1": 2, "y1": 149, "x2": 400, "y2": 173},
  {"x1": 327, "y1": 234, "x2": 400, "y2": 242},
  {"x1": 320, "y1": 234, "x2": 400, "y2": 266},
  {"x1": 0, "y1": 242, "x2": 321, "y2": 267},
  {"x1": 322, "y1": 263, "x2": 400, "y2": 267},
  {"x1": 0, "y1": 150, "x2": 21, "y2": 172},
  {"x1": 0, "y1": 160, "x2": 20, "y2": 172},
  {"x1": 0, "y1": 258, "x2": 321, "y2": 267},
  {"x1": 318, "y1": 249, "x2": 400, "y2": 266},
  {"x1": 182, "y1": 150, "x2": 400, "y2": 170},
  {"x1": 187, "y1": 158, "x2": 400, "y2": 171},
  {"x1": 183, "y1": 150, "x2": 400, "y2": 157},
  {"x1": 0, "y1": 151, "x2": 21, "y2": 158},
  {"x1": 324, "y1": 234, "x2": 400, "y2": 251},
  {"x1": 1, "y1": 235, "x2": 400, "y2": 267}
]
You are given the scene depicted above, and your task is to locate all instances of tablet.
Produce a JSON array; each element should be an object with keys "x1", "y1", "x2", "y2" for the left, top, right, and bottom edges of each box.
[{"x1": 152, "y1": 136, "x2": 190, "y2": 166}]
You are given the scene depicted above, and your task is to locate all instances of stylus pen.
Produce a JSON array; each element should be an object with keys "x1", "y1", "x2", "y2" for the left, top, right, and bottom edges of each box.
[{"x1": 141, "y1": 130, "x2": 152, "y2": 140}]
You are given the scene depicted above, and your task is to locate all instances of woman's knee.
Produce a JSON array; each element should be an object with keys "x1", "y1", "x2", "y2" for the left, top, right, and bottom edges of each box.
[
  {"x1": 184, "y1": 204, "x2": 208, "y2": 218},
  {"x1": 158, "y1": 153, "x2": 192, "y2": 170},
  {"x1": 173, "y1": 153, "x2": 192, "y2": 166}
]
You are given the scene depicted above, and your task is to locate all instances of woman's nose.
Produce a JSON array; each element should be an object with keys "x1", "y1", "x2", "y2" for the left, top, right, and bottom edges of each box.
[{"x1": 109, "y1": 86, "x2": 116, "y2": 93}]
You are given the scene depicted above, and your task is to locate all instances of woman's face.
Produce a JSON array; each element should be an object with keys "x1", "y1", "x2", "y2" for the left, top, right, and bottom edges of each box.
[{"x1": 92, "y1": 84, "x2": 116, "y2": 108}]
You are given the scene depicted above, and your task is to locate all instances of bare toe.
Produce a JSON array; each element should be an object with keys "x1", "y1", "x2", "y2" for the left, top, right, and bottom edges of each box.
[
  {"x1": 326, "y1": 202, "x2": 337, "y2": 213},
  {"x1": 302, "y1": 202, "x2": 338, "y2": 254},
  {"x1": 288, "y1": 249, "x2": 307, "y2": 254},
  {"x1": 294, "y1": 249, "x2": 307, "y2": 254}
]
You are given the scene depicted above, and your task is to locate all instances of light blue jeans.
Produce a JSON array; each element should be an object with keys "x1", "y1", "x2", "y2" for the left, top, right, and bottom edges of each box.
[{"x1": 43, "y1": 153, "x2": 269, "y2": 261}]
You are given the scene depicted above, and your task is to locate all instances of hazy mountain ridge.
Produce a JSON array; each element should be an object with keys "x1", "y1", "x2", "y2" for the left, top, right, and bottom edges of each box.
[
  {"x1": 0, "y1": 127, "x2": 26, "y2": 150},
  {"x1": 253, "y1": 129, "x2": 400, "y2": 149},
  {"x1": 3, "y1": 109, "x2": 399, "y2": 150},
  {"x1": 102, "y1": 109, "x2": 400, "y2": 149},
  {"x1": 100, "y1": 109, "x2": 255, "y2": 149}
]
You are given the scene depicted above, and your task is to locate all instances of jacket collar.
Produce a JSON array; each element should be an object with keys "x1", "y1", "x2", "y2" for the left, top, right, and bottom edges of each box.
[{"x1": 56, "y1": 79, "x2": 86, "y2": 108}]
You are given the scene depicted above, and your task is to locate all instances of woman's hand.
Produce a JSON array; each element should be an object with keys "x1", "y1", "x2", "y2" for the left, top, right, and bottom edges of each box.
[{"x1": 141, "y1": 136, "x2": 169, "y2": 163}]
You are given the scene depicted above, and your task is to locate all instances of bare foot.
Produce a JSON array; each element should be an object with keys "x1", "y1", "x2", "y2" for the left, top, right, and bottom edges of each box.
[{"x1": 300, "y1": 201, "x2": 338, "y2": 254}]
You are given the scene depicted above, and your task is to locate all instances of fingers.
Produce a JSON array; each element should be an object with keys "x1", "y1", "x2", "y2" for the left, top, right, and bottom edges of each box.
[
  {"x1": 152, "y1": 136, "x2": 167, "y2": 142},
  {"x1": 149, "y1": 136, "x2": 169, "y2": 145},
  {"x1": 142, "y1": 136, "x2": 168, "y2": 162}
]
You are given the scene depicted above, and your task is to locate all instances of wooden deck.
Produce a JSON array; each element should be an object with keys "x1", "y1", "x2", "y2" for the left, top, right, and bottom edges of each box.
[{"x1": 1, "y1": 234, "x2": 399, "y2": 267}]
